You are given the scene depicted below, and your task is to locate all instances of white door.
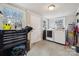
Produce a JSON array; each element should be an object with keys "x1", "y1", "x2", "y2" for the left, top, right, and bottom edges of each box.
[{"x1": 30, "y1": 14, "x2": 42, "y2": 44}]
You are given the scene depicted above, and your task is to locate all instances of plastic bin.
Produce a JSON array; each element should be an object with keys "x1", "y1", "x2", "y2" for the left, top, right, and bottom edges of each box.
[{"x1": 76, "y1": 46, "x2": 79, "y2": 53}]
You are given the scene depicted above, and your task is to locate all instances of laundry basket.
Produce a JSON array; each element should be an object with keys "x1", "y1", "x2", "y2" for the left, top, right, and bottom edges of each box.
[{"x1": 11, "y1": 44, "x2": 25, "y2": 56}]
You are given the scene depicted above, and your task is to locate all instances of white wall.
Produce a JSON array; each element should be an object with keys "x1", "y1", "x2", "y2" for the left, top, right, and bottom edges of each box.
[{"x1": 65, "y1": 14, "x2": 76, "y2": 30}]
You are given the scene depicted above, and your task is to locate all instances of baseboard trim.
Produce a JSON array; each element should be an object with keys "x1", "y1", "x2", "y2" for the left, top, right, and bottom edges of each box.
[{"x1": 45, "y1": 40, "x2": 65, "y2": 46}]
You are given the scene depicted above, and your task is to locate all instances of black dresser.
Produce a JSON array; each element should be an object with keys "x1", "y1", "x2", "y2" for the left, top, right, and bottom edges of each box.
[{"x1": 0, "y1": 27, "x2": 32, "y2": 56}]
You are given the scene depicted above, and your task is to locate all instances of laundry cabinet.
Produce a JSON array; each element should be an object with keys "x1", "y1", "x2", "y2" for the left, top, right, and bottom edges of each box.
[
  {"x1": 54, "y1": 29, "x2": 65, "y2": 44},
  {"x1": 46, "y1": 29, "x2": 65, "y2": 44}
]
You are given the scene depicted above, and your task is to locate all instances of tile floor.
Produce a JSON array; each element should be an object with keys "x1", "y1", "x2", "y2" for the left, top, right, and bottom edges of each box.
[{"x1": 27, "y1": 40, "x2": 79, "y2": 56}]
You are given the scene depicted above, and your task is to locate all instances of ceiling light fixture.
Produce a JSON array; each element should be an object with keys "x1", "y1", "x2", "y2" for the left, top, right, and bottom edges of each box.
[{"x1": 48, "y1": 4, "x2": 55, "y2": 11}]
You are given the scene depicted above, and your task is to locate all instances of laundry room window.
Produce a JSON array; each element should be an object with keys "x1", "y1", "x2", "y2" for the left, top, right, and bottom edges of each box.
[
  {"x1": 55, "y1": 17, "x2": 65, "y2": 29},
  {"x1": 1, "y1": 7, "x2": 23, "y2": 30}
]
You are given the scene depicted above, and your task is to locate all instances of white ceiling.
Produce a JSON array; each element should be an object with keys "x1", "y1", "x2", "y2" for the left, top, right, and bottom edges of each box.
[{"x1": 13, "y1": 3, "x2": 79, "y2": 19}]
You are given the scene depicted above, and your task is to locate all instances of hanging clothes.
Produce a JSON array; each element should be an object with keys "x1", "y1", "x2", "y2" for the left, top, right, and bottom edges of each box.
[
  {"x1": 75, "y1": 23, "x2": 79, "y2": 46},
  {"x1": 66, "y1": 24, "x2": 76, "y2": 46}
]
